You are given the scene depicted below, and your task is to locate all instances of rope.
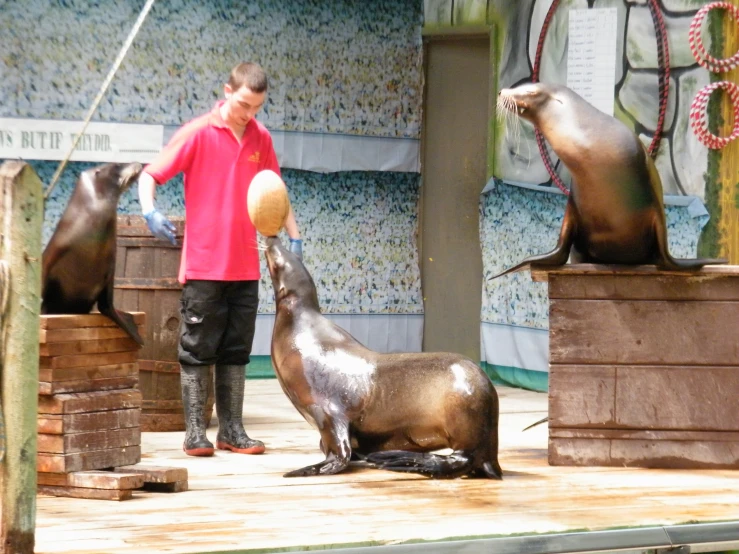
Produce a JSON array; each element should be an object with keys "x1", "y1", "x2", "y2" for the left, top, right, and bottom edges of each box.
[
  {"x1": 647, "y1": 0, "x2": 671, "y2": 156},
  {"x1": 689, "y1": 2, "x2": 739, "y2": 74},
  {"x1": 531, "y1": 0, "x2": 671, "y2": 193},
  {"x1": 43, "y1": 0, "x2": 157, "y2": 200},
  {"x1": 532, "y1": 0, "x2": 567, "y2": 195},
  {"x1": 689, "y1": 81, "x2": 739, "y2": 149}
]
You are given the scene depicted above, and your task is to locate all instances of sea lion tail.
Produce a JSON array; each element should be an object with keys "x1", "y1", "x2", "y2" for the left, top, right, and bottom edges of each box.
[
  {"x1": 365, "y1": 450, "x2": 486, "y2": 479},
  {"x1": 522, "y1": 416, "x2": 549, "y2": 431},
  {"x1": 653, "y1": 215, "x2": 728, "y2": 270},
  {"x1": 488, "y1": 260, "x2": 531, "y2": 280}
]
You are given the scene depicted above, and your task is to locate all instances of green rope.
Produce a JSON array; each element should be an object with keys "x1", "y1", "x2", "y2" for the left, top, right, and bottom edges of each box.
[{"x1": 0, "y1": 259, "x2": 10, "y2": 463}]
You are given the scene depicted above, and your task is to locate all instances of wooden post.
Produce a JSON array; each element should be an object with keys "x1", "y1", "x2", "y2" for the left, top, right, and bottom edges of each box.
[
  {"x1": 718, "y1": 5, "x2": 739, "y2": 264},
  {"x1": 0, "y1": 162, "x2": 43, "y2": 554}
]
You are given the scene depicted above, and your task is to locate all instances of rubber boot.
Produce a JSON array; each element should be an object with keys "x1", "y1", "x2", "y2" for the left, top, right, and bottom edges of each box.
[
  {"x1": 180, "y1": 364, "x2": 214, "y2": 456},
  {"x1": 215, "y1": 364, "x2": 265, "y2": 454}
]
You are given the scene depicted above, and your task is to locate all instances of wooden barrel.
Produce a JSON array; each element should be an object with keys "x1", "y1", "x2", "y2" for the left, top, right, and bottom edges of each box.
[{"x1": 114, "y1": 215, "x2": 215, "y2": 432}]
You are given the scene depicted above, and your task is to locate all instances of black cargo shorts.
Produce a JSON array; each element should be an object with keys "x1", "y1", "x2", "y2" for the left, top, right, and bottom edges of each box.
[{"x1": 178, "y1": 280, "x2": 259, "y2": 366}]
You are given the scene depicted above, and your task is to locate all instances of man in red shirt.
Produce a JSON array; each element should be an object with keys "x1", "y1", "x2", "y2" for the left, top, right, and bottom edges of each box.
[{"x1": 138, "y1": 62, "x2": 302, "y2": 457}]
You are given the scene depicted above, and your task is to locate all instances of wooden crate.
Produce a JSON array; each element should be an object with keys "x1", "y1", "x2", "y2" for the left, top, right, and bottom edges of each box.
[
  {"x1": 36, "y1": 313, "x2": 190, "y2": 500},
  {"x1": 532, "y1": 264, "x2": 739, "y2": 469}
]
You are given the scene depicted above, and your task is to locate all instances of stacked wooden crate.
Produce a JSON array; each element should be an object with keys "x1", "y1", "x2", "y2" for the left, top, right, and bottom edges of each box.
[
  {"x1": 533, "y1": 264, "x2": 739, "y2": 469},
  {"x1": 36, "y1": 313, "x2": 186, "y2": 500}
]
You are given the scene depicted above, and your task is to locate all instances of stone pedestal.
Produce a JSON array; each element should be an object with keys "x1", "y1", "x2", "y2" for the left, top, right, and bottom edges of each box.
[{"x1": 532, "y1": 264, "x2": 739, "y2": 469}]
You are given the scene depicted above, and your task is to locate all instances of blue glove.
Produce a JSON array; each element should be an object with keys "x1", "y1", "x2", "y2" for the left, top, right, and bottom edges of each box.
[
  {"x1": 289, "y1": 238, "x2": 303, "y2": 260},
  {"x1": 143, "y1": 209, "x2": 177, "y2": 246}
]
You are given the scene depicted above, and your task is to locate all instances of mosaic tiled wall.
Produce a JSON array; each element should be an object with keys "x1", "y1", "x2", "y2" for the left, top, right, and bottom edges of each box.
[
  {"x1": 2, "y1": 0, "x2": 425, "y2": 317},
  {"x1": 1, "y1": 0, "x2": 423, "y2": 138},
  {"x1": 21, "y1": 161, "x2": 422, "y2": 317},
  {"x1": 481, "y1": 182, "x2": 706, "y2": 328}
]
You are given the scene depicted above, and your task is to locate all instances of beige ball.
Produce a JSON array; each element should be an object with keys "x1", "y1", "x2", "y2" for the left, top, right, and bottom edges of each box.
[{"x1": 247, "y1": 170, "x2": 290, "y2": 236}]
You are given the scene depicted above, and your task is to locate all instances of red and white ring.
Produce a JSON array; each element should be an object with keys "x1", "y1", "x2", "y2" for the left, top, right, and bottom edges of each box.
[
  {"x1": 689, "y1": 81, "x2": 739, "y2": 149},
  {"x1": 689, "y1": 2, "x2": 739, "y2": 74}
]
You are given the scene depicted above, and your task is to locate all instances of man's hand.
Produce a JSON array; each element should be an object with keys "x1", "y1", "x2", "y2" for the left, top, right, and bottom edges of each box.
[
  {"x1": 143, "y1": 209, "x2": 178, "y2": 246},
  {"x1": 289, "y1": 238, "x2": 303, "y2": 260}
]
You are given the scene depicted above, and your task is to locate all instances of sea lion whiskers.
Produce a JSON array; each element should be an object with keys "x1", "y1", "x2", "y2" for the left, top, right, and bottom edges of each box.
[{"x1": 497, "y1": 93, "x2": 533, "y2": 166}]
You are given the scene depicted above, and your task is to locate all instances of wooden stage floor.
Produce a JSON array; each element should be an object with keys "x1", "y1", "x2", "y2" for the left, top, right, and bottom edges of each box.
[{"x1": 34, "y1": 380, "x2": 739, "y2": 554}]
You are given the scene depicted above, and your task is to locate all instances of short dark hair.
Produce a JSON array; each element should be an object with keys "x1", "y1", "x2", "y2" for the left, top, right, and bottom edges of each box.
[{"x1": 228, "y1": 62, "x2": 268, "y2": 93}]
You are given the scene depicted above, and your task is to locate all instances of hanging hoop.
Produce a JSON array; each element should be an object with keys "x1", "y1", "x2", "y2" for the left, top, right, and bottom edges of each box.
[
  {"x1": 689, "y1": 2, "x2": 739, "y2": 74},
  {"x1": 689, "y1": 80, "x2": 739, "y2": 149}
]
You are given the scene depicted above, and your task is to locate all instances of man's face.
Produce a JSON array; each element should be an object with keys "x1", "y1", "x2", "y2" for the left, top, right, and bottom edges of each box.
[{"x1": 224, "y1": 84, "x2": 266, "y2": 128}]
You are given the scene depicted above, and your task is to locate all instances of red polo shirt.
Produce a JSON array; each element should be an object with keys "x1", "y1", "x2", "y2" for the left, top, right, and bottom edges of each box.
[{"x1": 144, "y1": 102, "x2": 280, "y2": 283}]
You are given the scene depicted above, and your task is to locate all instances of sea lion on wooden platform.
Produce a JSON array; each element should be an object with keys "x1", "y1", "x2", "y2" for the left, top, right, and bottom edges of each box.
[
  {"x1": 42, "y1": 162, "x2": 144, "y2": 346},
  {"x1": 491, "y1": 82, "x2": 726, "y2": 279},
  {"x1": 264, "y1": 237, "x2": 502, "y2": 479}
]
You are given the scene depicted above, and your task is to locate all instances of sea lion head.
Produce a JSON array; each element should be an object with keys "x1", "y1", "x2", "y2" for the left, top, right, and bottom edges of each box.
[
  {"x1": 264, "y1": 237, "x2": 319, "y2": 310},
  {"x1": 497, "y1": 82, "x2": 567, "y2": 124},
  {"x1": 84, "y1": 162, "x2": 143, "y2": 197}
]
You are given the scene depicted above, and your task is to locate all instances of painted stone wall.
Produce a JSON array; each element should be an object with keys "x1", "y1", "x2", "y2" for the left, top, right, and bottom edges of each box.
[
  {"x1": 424, "y1": 0, "x2": 713, "y2": 339},
  {"x1": 1, "y1": 0, "x2": 425, "y2": 317},
  {"x1": 486, "y1": 0, "x2": 714, "y2": 199}
]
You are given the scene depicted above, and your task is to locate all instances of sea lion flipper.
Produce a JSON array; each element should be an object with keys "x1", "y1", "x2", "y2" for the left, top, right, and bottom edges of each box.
[
  {"x1": 652, "y1": 213, "x2": 729, "y2": 270},
  {"x1": 96, "y1": 283, "x2": 145, "y2": 346},
  {"x1": 489, "y1": 198, "x2": 577, "y2": 280},
  {"x1": 284, "y1": 413, "x2": 351, "y2": 477},
  {"x1": 365, "y1": 450, "x2": 482, "y2": 479}
]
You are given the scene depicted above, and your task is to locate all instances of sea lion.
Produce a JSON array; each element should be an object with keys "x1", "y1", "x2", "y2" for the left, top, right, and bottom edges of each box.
[
  {"x1": 265, "y1": 237, "x2": 502, "y2": 479},
  {"x1": 491, "y1": 82, "x2": 726, "y2": 279},
  {"x1": 42, "y1": 162, "x2": 144, "y2": 346}
]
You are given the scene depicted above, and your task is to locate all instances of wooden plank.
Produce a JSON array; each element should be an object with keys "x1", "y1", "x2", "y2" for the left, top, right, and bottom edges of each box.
[
  {"x1": 37, "y1": 409, "x2": 140, "y2": 435},
  {"x1": 549, "y1": 274, "x2": 739, "y2": 301},
  {"x1": 39, "y1": 337, "x2": 140, "y2": 357},
  {"x1": 37, "y1": 485, "x2": 133, "y2": 501},
  {"x1": 142, "y1": 480, "x2": 188, "y2": 493},
  {"x1": 39, "y1": 376, "x2": 139, "y2": 396},
  {"x1": 549, "y1": 299, "x2": 739, "y2": 365},
  {"x1": 549, "y1": 365, "x2": 739, "y2": 431},
  {"x1": 37, "y1": 446, "x2": 141, "y2": 473},
  {"x1": 114, "y1": 277, "x2": 182, "y2": 289},
  {"x1": 140, "y1": 414, "x2": 185, "y2": 432},
  {"x1": 548, "y1": 365, "x2": 616, "y2": 428},
  {"x1": 549, "y1": 437, "x2": 739, "y2": 469},
  {"x1": 39, "y1": 313, "x2": 146, "y2": 330},
  {"x1": 531, "y1": 263, "x2": 739, "y2": 282},
  {"x1": 37, "y1": 471, "x2": 145, "y2": 490},
  {"x1": 39, "y1": 325, "x2": 145, "y2": 344},
  {"x1": 614, "y1": 366, "x2": 739, "y2": 431},
  {"x1": 138, "y1": 359, "x2": 180, "y2": 373},
  {"x1": 113, "y1": 465, "x2": 188, "y2": 484},
  {"x1": 550, "y1": 428, "x2": 739, "y2": 442},
  {"x1": 39, "y1": 350, "x2": 139, "y2": 370},
  {"x1": 142, "y1": 400, "x2": 182, "y2": 411},
  {"x1": 38, "y1": 362, "x2": 137, "y2": 384},
  {"x1": 37, "y1": 389, "x2": 142, "y2": 416},
  {"x1": 37, "y1": 427, "x2": 141, "y2": 454}
]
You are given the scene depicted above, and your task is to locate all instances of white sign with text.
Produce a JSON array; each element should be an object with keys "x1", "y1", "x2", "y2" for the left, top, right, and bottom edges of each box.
[
  {"x1": 567, "y1": 8, "x2": 618, "y2": 117},
  {"x1": 0, "y1": 118, "x2": 164, "y2": 163}
]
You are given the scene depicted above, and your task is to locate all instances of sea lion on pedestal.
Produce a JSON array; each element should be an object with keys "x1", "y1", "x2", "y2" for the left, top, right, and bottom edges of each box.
[
  {"x1": 491, "y1": 82, "x2": 726, "y2": 279},
  {"x1": 42, "y1": 162, "x2": 144, "y2": 345},
  {"x1": 265, "y1": 237, "x2": 502, "y2": 479}
]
